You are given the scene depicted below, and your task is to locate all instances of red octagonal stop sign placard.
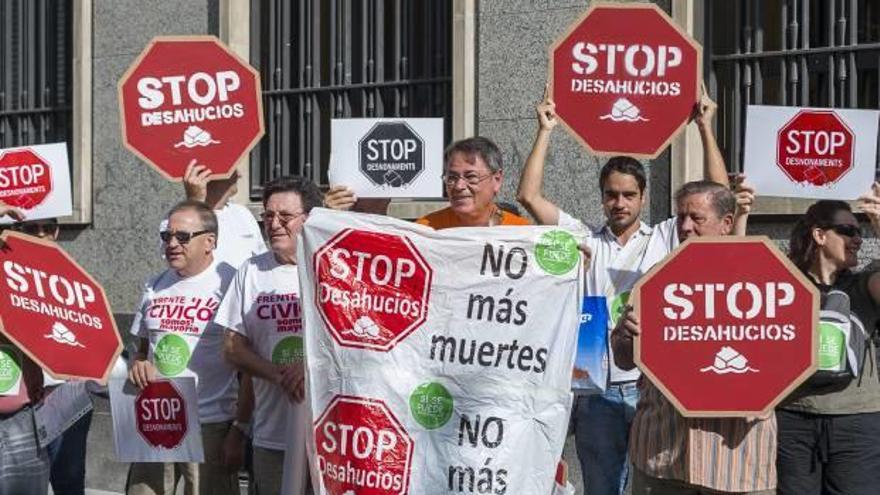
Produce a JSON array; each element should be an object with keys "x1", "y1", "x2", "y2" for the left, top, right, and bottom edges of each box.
[
  {"x1": 0, "y1": 148, "x2": 53, "y2": 210},
  {"x1": 314, "y1": 229, "x2": 432, "y2": 351},
  {"x1": 0, "y1": 231, "x2": 121, "y2": 383},
  {"x1": 118, "y1": 36, "x2": 264, "y2": 181},
  {"x1": 314, "y1": 395, "x2": 414, "y2": 495},
  {"x1": 777, "y1": 110, "x2": 855, "y2": 186},
  {"x1": 633, "y1": 237, "x2": 818, "y2": 417},
  {"x1": 136, "y1": 380, "x2": 188, "y2": 449},
  {"x1": 550, "y1": 3, "x2": 701, "y2": 158}
]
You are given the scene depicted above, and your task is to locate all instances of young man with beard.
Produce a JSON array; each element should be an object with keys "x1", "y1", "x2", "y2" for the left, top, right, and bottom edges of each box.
[
  {"x1": 216, "y1": 176, "x2": 323, "y2": 495},
  {"x1": 516, "y1": 89, "x2": 727, "y2": 495}
]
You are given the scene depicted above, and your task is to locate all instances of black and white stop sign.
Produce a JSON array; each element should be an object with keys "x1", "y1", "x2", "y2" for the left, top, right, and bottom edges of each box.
[{"x1": 358, "y1": 122, "x2": 425, "y2": 188}]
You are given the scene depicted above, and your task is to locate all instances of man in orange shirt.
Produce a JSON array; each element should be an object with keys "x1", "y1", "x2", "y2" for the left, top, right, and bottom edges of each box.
[
  {"x1": 417, "y1": 137, "x2": 529, "y2": 229},
  {"x1": 325, "y1": 136, "x2": 529, "y2": 229}
]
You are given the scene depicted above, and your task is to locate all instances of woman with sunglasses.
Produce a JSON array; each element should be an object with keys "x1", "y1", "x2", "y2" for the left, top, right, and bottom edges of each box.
[{"x1": 777, "y1": 184, "x2": 880, "y2": 494}]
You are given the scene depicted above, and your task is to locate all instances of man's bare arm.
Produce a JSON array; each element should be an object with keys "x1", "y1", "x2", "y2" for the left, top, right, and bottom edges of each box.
[{"x1": 517, "y1": 86, "x2": 561, "y2": 225}]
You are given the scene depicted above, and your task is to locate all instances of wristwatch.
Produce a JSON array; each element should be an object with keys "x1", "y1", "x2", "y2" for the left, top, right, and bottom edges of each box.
[{"x1": 232, "y1": 420, "x2": 251, "y2": 436}]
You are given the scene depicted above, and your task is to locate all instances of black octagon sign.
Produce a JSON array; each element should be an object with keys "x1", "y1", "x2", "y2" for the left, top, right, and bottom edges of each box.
[{"x1": 358, "y1": 122, "x2": 425, "y2": 188}]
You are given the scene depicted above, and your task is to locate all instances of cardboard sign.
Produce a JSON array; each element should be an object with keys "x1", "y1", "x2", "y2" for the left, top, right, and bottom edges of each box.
[
  {"x1": 634, "y1": 237, "x2": 818, "y2": 417},
  {"x1": 744, "y1": 105, "x2": 879, "y2": 200},
  {"x1": 299, "y1": 209, "x2": 583, "y2": 494},
  {"x1": 329, "y1": 118, "x2": 444, "y2": 198},
  {"x1": 0, "y1": 231, "x2": 121, "y2": 383},
  {"x1": 0, "y1": 143, "x2": 72, "y2": 224},
  {"x1": 550, "y1": 3, "x2": 701, "y2": 158},
  {"x1": 118, "y1": 36, "x2": 264, "y2": 181},
  {"x1": 109, "y1": 377, "x2": 204, "y2": 462}
]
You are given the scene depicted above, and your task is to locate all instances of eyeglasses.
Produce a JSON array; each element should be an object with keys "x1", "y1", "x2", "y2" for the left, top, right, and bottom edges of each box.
[
  {"x1": 261, "y1": 210, "x2": 305, "y2": 225},
  {"x1": 159, "y1": 230, "x2": 212, "y2": 245},
  {"x1": 826, "y1": 224, "x2": 861, "y2": 238},
  {"x1": 441, "y1": 172, "x2": 495, "y2": 187}
]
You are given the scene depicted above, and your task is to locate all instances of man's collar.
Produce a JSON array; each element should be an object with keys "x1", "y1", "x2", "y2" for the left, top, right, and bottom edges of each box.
[{"x1": 600, "y1": 221, "x2": 651, "y2": 239}]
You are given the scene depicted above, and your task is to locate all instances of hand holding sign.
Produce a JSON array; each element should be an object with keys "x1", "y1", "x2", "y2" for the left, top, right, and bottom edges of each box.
[
  {"x1": 692, "y1": 91, "x2": 717, "y2": 131},
  {"x1": 0, "y1": 201, "x2": 25, "y2": 222},
  {"x1": 182, "y1": 160, "x2": 212, "y2": 202},
  {"x1": 537, "y1": 84, "x2": 558, "y2": 132},
  {"x1": 610, "y1": 305, "x2": 640, "y2": 371},
  {"x1": 323, "y1": 185, "x2": 357, "y2": 212},
  {"x1": 857, "y1": 182, "x2": 880, "y2": 234},
  {"x1": 129, "y1": 359, "x2": 158, "y2": 389}
]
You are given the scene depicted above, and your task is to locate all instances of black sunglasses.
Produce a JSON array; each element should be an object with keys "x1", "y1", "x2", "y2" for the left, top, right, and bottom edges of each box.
[
  {"x1": 159, "y1": 230, "x2": 212, "y2": 245},
  {"x1": 826, "y1": 224, "x2": 861, "y2": 238}
]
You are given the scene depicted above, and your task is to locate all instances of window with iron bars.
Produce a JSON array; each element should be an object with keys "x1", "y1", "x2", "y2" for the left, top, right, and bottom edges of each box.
[
  {"x1": 706, "y1": 0, "x2": 880, "y2": 173},
  {"x1": 249, "y1": 0, "x2": 453, "y2": 200},
  {"x1": 0, "y1": 0, "x2": 73, "y2": 153}
]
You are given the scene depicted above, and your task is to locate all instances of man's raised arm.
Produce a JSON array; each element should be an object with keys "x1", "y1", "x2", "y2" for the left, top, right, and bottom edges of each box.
[{"x1": 517, "y1": 86, "x2": 562, "y2": 225}]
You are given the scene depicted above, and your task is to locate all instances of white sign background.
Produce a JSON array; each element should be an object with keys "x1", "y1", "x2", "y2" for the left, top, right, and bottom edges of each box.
[
  {"x1": 298, "y1": 209, "x2": 583, "y2": 495},
  {"x1": 0, "y1": 142, "x2": 73, "y2": 224},
  {"x1": 744, "y1": 105, "x2": 879, "y2": 200},
  {"x1": 109, "y1": 377, "x2": 204, "y2": 463},
  {"x1": 329, "y1": 118, "x2": 444, "y2": 199}
]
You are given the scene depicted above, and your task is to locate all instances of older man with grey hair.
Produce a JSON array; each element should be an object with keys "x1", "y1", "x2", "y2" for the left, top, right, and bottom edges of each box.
[
  {"x1": 610, "y1": 180, "x2": 772, "y2": 495},
  {"x1": 415, "y1": 136, "x2": 531, "y2": 229}
]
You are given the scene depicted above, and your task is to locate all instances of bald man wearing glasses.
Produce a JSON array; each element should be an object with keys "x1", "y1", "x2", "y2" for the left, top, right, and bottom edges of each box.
[{"x1": 128, "y1": 200, "x2": 241, "y2": 495}]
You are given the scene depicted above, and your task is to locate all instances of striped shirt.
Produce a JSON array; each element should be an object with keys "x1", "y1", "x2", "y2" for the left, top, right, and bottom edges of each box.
[
  {"x1": 630, "y1": 380, "x2": 777, "y2": 492},
  {"x1": 629, "y1": 218, "x2": 777, "y2": 492}
]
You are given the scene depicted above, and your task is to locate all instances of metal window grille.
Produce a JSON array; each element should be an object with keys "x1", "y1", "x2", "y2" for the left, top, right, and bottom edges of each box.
[
  {"x1": 0, "y1": 0, "x2": 73, "y2": 150},
  {"x1": 249, "y1": 0, "x2": 453, "y2": 199},
  {"x1": 706, "y1": 0, "x2": 880, "y2": 172}
]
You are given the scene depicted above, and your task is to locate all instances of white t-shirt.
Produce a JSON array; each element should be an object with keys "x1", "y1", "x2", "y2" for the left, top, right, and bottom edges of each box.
[
  {"x1": 130, "y1": 260, "x2": 238, "y2": 423},
  {"x1": 213, "y1": 252, "x2": 305, "y2": 450},
  {"x1": 159, "y1": 202, "x2": 267, "y2": 270},
  {"x1": 558, "y1": 211, "x2": 678, "y2": 383}
]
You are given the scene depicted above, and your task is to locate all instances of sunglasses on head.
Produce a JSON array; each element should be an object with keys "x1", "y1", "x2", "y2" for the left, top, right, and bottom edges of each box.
[
  {"x1": 825, "y1": 224, "x2": 861, "y2": 238},
  {"x1": 159, "y1": 230, "x2": 211, "y2": 245}
]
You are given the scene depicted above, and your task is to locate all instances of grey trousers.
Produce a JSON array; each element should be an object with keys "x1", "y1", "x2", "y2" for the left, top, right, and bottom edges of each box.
[{"x1": 0, "y1": 406, "x2": 49, "y2": 495}]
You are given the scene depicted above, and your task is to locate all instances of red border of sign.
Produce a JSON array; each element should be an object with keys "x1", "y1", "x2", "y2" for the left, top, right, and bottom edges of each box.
[
  {"x1": 631, "y1": 235, "x2": 819, "y2": 418},
  {"x1": 547, "y1": 2, "x2": 703, "y2": 159},
  {"x1": 117, "y1": 35, "x2": 266, "y2": 182},
  {"x1": 0, "y1": 230, "x2": 123, "y2": 384}
]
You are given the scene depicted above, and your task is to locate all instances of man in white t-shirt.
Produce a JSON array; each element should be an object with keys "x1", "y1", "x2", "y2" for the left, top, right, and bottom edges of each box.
[
  {"x1": 516, "y1": 88, "x2": 728, "y2": 495},
  {"x1": 216, "y1": 176, "x2": 323, "y2": 495},
  {"x1": 128, "y1": 200, "x2": 241, "y2": 495},
  {"x1": 162, "y1": 160, "x2": 269, "y2": 477}
]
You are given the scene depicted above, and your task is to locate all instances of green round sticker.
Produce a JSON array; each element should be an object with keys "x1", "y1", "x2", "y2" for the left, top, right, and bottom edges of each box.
[
  {"x1": 535, "y1": 230, "x2": 580, "y2": 275},
  {"x1": 272, "y1": 336, "x2": 304, "y2": 365},
  {"x1": 154, "y1": 334, "x2": 191, "y2": 376},
  {"x1": 818, "y1": 322, "x2": 846, "y2": 370},
  {"x1": 0, "y1": 346, "x2": 22, "y2": 394},
  {"x1": 610, "y1": 292, "x2": 631, "y2": 327},
  {"x1": 409, "y1": 382, "x2": 454, "y2": 430}
]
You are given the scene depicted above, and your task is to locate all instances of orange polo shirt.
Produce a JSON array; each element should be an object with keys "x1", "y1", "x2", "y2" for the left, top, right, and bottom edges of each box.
[{"x1": 415, "y1": 206, "x2": 530, "y2": 230}]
